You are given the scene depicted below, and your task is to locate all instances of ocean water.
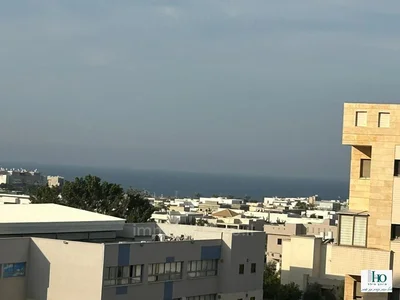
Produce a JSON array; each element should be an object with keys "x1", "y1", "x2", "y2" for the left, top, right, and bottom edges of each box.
[{"x1": 2, "y1": 163, "x2": 349, "y2": 201}]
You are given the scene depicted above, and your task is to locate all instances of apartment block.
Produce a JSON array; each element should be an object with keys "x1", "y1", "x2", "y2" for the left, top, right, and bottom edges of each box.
[
  {"x1": 281, "y1": 103, "x2": 400, "y2": 300},
  {"x1": 264, "y1": 220, "x2": 337, "y2": 270},
  {"x1": 0, "y1": 204, "x2": 264, "y2": 300}
]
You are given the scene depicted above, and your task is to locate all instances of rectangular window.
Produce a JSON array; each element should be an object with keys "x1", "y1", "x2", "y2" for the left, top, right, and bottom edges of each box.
[
  {"x1": 339, "y1": 215, "x2": 354, "y2": 246},
  {"x1": 360, "y1": 159, "x2": 371, "y2": 178},
  {"x1": 394, "y1": 160, "x2": 400, "y2": 176},
  {"x1": 353, "y1": 217, "x2": 367, "y2": 247},
  {"x1": 378, "y1": 112, "x2": 390, "y2": 128},
  {"x1": 250, "y1": 297, "x2": 256, "y2": 300},
  {"x1": 339, "y1": 215, "x2": 367, "y2": 247},
  {"x1": 251, "y1": 263, "x2": 256, "y2": 273},
  {"x1": 2, "y1": 262, "x2": 26, "y2": 278},
  {"x1": 277, "y1": 238, "x2": 282, "y2": 245},
  {"x1": 187, "y1": 259, "x2": 218, "y2": 278},
  {"x1": 148, "y1": 262, "x2": 183, "y2": 282},
  {"x1": 187, "y1": 294, "x2": 217, "y2": 300},
  {"x1": 391, "y1": 225, "x2": 400, "y2": 240},
  {"x1": 103, "y1": 265, "x2": 143, "y2": 286},
  {"x1": 239, "y1": 264, "x2": 244, "y2": 274},
  {"x1": 355, "y1": 111, "x2": 367, "y2": 127}
]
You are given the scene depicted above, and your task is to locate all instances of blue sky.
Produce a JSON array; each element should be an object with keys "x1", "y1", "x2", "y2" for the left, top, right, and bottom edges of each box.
[{"x1": 1, "y1": 0, "x2": 400, "y2": 179}]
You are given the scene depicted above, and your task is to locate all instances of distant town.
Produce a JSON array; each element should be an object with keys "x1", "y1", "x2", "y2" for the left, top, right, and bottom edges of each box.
[{"x1": 0, "y1": 165, "x2": 347, "y2": 273}]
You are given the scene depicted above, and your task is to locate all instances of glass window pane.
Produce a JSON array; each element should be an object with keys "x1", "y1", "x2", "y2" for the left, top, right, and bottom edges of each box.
[
  {"x1": 190, "y1": 261, "x2": 196, "y2": 271},
  {"x1": 109, "y1": 267, "x2": 116, "y2": 279},
  {"x1": 171, "y1": 263, "x2": 176, "y2": 273},
  {"x1": 159, "y1": 263, "x2": 165, "y2": 274},
  {"x1": 136, "y1": 265, "x2": 142, "y2": 276},
  {"x1": 123, "y1": 266, "x2": 130, "y2": 277},
  {"x1": 165, "y1": 263, "x2": 170, "y2": 273},
  {"x1": 148, "y1": 264, "x2": 153, "y2": 275},
  {"x1": 117, "y1": 267, "x2": 123, "y2": 278},
  {"x1": 176, "y1": 262, "x2": 181, "y2": 272},
  {"x1": 196, "y1": 261, "x2": 201, "y2": 270},
  {"x1": 202, "y1": 261, "x2": 208, "y2": 270},
  {"x1": 206, "y1": 260, "x2": 212, "y2": 270}
]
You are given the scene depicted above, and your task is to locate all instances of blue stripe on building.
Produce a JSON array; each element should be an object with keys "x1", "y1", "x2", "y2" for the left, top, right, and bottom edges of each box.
[
  {"x1": 166, "y1": 256, "x2": 175, "y2": 263},
  {"x1": 118, "y1": 244, "x2": 130, "y2": 266},
  {"x1": 164, "y1": 281, "x2": 173, "y2": 300},
  {"x1": 116, "y1": 286, "x2": 128, "y2": 295},
  {"x1": 201, "y1": 245, "x2": 221, "y2": 260}
]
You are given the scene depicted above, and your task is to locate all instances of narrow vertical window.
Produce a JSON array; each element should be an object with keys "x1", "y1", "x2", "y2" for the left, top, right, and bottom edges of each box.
[
  {"x1": 339, "y1": 215, "x2": 354, "y2": 246},
  {"x1": 394, "y1": 160, "x2": 400, "y2": 176},
  {"x1": 360, "y1": 159, "x2": 371, "y2": 178},
  {"x1": 239, "y1": 264, "x2": 244, "y2": 274}
]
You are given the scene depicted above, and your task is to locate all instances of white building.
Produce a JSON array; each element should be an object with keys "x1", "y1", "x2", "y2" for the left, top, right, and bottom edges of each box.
[
  {"x1": 0, "y1": 168, "x2": 46, "y2": 187},
  {"x1": 0, "y1": 204, "x2": 265, "y2": 300},
  {"x1": 0, "y1": 193, "x2": 31, "y2": 204},
  {"x1": 199, "y1": 197, "x2": 243, "y2": 205}
]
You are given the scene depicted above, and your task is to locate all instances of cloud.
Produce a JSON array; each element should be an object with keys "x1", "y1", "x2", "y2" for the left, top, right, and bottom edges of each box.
[{"x1": 1, "y1": 0, "x2": 400, "y2": 177}]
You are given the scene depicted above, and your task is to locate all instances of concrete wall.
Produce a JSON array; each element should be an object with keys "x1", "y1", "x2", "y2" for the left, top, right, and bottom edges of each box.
[
  {"x1": 266, "y1": 234, "x2": 287, "y2": 263},
  {"x1": 103, "y1": 230, "x2": 265, "y2": 300},
  {"x1": 0, "y1": 238, "x2": 30, "y2": 300},
  {"x1": 326, "y1": 244, "x2": 390, "y2": 277},
  {"x1": 393, "y1": 177, "x2": 400, "y2": 224},
  {"x1": 281, "y1": 236, "x2": 322, "y2": 289},
  {"x1": 28, "y1": 238, "x2": 104, "y2": 300},
  {"x1": 218, "y1": 232, "x2": 265, "y2": 295},
  {"x1": 103, "y1": 239, "x2": 221, "y2": 299}
]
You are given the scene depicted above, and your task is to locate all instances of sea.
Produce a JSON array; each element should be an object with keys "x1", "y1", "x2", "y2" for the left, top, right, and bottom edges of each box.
[{"x1": 1, "y1": 163, "x2": 349, "y2": 201}]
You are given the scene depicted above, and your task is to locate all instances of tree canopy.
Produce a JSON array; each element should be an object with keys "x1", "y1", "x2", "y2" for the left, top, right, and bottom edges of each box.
[
  {"x1": 29, "y1": 175, "x2": 155, "y2": 222},
  {"x1": 263, "y1": 261, "x2": 302, "y2": 300}
]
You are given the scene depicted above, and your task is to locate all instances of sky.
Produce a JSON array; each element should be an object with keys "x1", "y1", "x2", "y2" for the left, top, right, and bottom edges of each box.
[{"x1": 1, "y1": 0, "x2": 400, "y2": 180}]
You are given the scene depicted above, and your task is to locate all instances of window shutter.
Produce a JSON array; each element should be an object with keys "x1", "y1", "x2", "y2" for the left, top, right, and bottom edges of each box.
[
  {"x1": 378, "y1": 112, "x2": 390, "y2": 128},
  {"x1": 339, "y1": 215, "x2": 354, "y2": 245},
  {"x1": 353, "y1": 217, "x2": 367, "y2": 247},
  {"x1": 356, "y1": 111, "x2": 367, "y2": 126}
]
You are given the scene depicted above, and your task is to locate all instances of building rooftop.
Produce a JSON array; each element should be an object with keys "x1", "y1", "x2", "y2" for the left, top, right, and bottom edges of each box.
[
  {"x1": 212, "y1": 209, "x2": 240, "y2": 218},
  {"x1": 0, "y1": 203, "x2": 126, "y2": 235}
]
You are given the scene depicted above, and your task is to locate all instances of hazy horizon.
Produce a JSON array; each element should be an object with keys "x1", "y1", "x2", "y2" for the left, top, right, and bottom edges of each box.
[{"x1": 2, "y1": 1, "x2": 400, "y2": 180}]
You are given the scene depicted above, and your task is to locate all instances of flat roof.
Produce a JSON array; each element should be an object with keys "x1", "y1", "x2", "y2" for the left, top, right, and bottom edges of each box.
[
  {"x1": 0, "y1": 204, "x2": 124, "y2": 223},
  {"x1": 0, "y1": 204, "x2": 126, "y2": 235}
]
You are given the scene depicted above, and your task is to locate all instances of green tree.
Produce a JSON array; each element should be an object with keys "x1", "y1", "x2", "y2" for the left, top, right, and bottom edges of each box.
[
  {"x1": 263, "y1": 261, "x2": 281, "y2": 300},
  {"x1": 263, "y1": 261, "x2": 302, "y2": 300},
  {"x1": 120, "y1": 188, "x2": 156, "y2": 223},
  {"x1": 302, "y1": 283, "x2": 324, "y2": 300},
  {"x1": 278, "y1": 282, "x2": 302, "y2": 300},
  {"x1": 30, "y1": 186, "x2": 61, "y2": 204},
  {"x1": 61, "y1": 175, "x2": 124, "y2": 214},
  {"x1": 0, "y1": 183, "x2": 14, "y2": 191},
  {"x1": 194, "y1": 193, "x2": 202, "y2": 199},
  {"x1": 295, "y1": 201, "x2": 307, "y2": 210}
]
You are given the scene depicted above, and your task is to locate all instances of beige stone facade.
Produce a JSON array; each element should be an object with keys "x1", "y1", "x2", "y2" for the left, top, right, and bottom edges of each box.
[{"x1": 282, "y1": 103, "x2": 400, "y2": 300}]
